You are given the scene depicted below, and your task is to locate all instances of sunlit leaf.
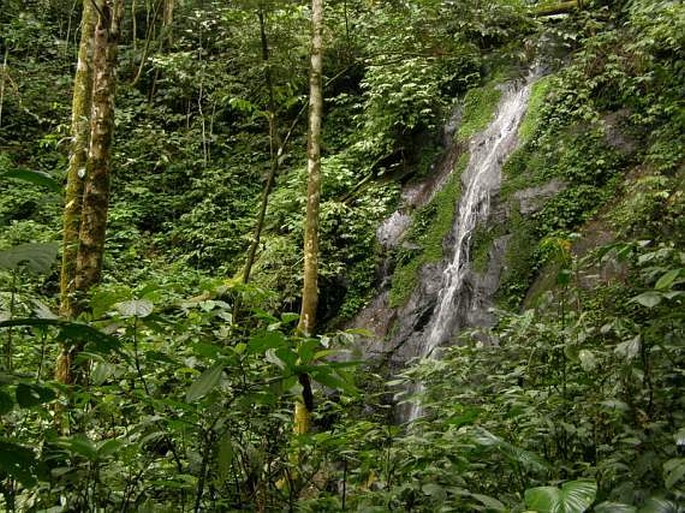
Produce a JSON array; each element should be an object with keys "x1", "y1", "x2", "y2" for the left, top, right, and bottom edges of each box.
[
  {"x1": 632, "y1": 291, "x2": 662, "y2": 308},
  {"x1": 116, "y1": 299, "x2": 154, "y2": 318},
  {"x1": 525, "y1": 480, "x2": 596, "y2": 513}
]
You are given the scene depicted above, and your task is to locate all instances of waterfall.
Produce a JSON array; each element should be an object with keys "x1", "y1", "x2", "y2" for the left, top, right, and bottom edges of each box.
[{"x1": 405, "y1": 79, "x2": 534, "y2": 422}]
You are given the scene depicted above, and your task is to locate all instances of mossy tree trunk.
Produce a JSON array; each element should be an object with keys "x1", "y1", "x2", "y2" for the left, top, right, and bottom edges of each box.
[
  {"x1": 77, "y1": 0, "x2": 123, "y2": 294},
  {"x1": 60, "y1": 0, "x2": 95, "y2": 320},
  {"x1": 56, "y1": 0, "x2": 124, "y2": 386},
  {"x1": 294, "y1": 0, "x2": 324, "y2": 436}
]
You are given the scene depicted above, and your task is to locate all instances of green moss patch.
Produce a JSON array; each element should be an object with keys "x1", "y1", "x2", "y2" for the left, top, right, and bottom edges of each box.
[
  {"x1": 389, "y1": 153, "x2": 469, "y2": 307},
  {"x1": 457, "y1": 84, "x2": 502, "y2": 141},
  {"x1": 471, "y1": 222, "x2": 506, "y2": 274},
  {"x1": 518, "y1": 75, "x2": 553, "y2": 144}
]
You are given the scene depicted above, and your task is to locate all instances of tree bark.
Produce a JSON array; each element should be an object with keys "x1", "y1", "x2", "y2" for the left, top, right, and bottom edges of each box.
[
  {"x1": 60, "y1": 0, "x2": 96, "y2": 320},
  {"x1": 76, "y1": 0, "x2": 123, "y2": 292},
  {"x1": 294, "y1": 0, "x2": 324, "y2": 435},
  {"x1": 56, "y1": 0, "x2": 124, "y2": 386}
]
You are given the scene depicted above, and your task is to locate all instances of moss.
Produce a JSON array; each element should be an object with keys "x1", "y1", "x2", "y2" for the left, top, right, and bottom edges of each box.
[
  {"x1": 518, "y1": 75, "x2": 552, "y2": 145},
  {"x1": 471, "y1": 223, "x2": 505, "y2": 274},
  {"x1": 457, "y1": 84, "x2": 502, "y2": 141},
  {"x1": 389, "y1": 153, "x2": 469, "y2": 307},
  {"x1": 495, "y1": 208, "x2": 538, "y2": 310}
]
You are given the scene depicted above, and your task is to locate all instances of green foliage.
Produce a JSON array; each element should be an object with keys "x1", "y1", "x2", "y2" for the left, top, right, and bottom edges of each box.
[
  {"x1": 525, "y1": 480, "x2": 597, "y2": 513},
  {"x1": 0, "y1": 0, "x2": 682, "y2": 510}
]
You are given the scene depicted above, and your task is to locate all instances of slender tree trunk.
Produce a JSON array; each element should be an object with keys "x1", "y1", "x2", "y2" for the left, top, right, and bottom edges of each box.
[
  {"x1": 77, "y1": 0, "x2": 123, "y2": 292},
  {"x1": 243, "y1": 7, "x2": 280, "y2": 284},
  {"x1": 0, "y1": 47, "x2": 9, "y2": 129},
  {"x1": 294, "y1": 0, "x2": 324, "y2": 435},
  {"x1": 56, "y1": 0, "x2": 124, "y2": 386},
  {"x1": 60, "y1": 0, "x2": 96, "y2": 320},
  {"x1": 132, "y1": 0, "x2": 162, "y2": 85},
  {"x1": 163, "y1": 0, "x2": 174, "y2": 46}
]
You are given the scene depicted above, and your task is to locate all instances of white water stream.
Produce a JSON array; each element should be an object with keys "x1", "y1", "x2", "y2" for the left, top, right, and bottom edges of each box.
[{"x1": 406, "y1": 80, "x2": 534, "y2": 422}]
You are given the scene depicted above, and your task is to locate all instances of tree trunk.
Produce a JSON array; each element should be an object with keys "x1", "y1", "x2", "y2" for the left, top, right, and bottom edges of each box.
[
  {"x1": 59, "y1": 0, "x2": 96, "y2": 320},
  {"x1": 243, "y1": 7, "x2": 280, "y2": 285},
  {"x1": 294, "y1": 0, "x2": 324, "y2": 435},
  {"x1": 77, "y1": 0, "x2": 123, "y2": 292},
  {"x1": 57, "y1": 0, "x2": 124, "y2": 386},
  {"x1": 163, "y1": 0, "x2": 174, "y2": 46}
]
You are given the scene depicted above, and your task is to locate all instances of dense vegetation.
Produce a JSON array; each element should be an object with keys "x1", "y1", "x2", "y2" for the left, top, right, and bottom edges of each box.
[{"x1": 0, "y1": 0, "x2": 683, "y2": 511}]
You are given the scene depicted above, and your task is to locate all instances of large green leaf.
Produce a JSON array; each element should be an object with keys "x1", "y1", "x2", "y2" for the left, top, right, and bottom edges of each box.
[
  {"x1": 186, "y1": 365, "x2": 223, "y2": 402},
  {"x1": 1, "y1": 168, "x2": 61, "y2": 192},
  {"x1": 639, "y1": 498, "x2": 680, "y2": 513},
  {"x1": 0, "y1": 319, "x2": 122, "y2": 355},
  {"x1": 0, "y1": 440, "x2": 39, "y2": 487},
  {"x1": 594, "y1": 502, "x2": 637, "y2": 513},
  {"x1": 0, "y1": 390, "x2": 13, "y2": 415},
  {"x1": 525, "y1": 480, "x2": 597, "y2": 513},
  {"x1": 15, "y1": 382, "x2": 56, "y2": 408},
  {"x1": 0, "y1": 243, "x2": 58, "y2": 274}
]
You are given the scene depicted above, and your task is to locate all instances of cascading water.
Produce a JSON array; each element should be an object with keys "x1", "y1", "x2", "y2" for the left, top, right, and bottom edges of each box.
[{"x1": 405, "y1": 79, "x2": 535, "y2": 422}]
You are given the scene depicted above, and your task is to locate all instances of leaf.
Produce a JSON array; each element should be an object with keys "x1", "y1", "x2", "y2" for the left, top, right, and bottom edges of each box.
[
  {"x1": 675, "y1": 427, "x2": 685, "y2": 447},
  {"x1": 97, "y1": 439, "x2": 123, "y2": 458},
  {"x1": 663, "y1": 458, "x2": 685, "y2": 489},
  {"x1": 115, "y1": 299, "x2": 154, "y2": 318},
  {"x1": 655, "y1": 269, "x2": 681, "y2": 290},
  {"x1": 15, "y1": 383, "x2": 56, "y2": 408},
  {"x1": 615, "y1": 335, "x2": 641, "y2": 360},
  {"x1": 2, "y1": 168, "x2": 61, "y2": 192},
  {"x1": 216, "y1": 434, "x2": 234, "y2": 481},
  {"x1": 280, "y1": 312, "x2": 300, "y2": 324},
  {"x1": 422, "y1": 482, "x2": 446, "y2": 501},
  {"x1": 248, "y1": 331, "x2": 286, "y2": 354},
  {"x1": 470, "y1": 493, "x2": 506, "y2": 511},
  {"x1": 0, "y1": 243, "x2": 58, "y2": 274},
  {"x1": 525, "y1": 480, "x2": 596, "y2": 513},
  {"x1": 0, "y1": 440, "x2": 38, "y2": 486},
  {"x1": 631, "y1": 291, "x2": 662, "y2": 308},
  {"x1": 186, "y1": 365, "x2": 223, "y2": 403},
  {"x1": 594, "y1": 503, "x2": 637, "y2": 513},
  {"x1": 310, "y1": 368, "x2": 356, "y2": 394},
  {"x1": 639, "y1": 498, "x2": 679, "y2": 513},
  {"x1": 578, "y1": 350, "x2": 597, "y2": 372},
  {"x1": 0, "y1": 390, "x2": 14, "y2": 415},
  {"x1": 59, "y1": 435, "x2": 98, "y2": 460}
]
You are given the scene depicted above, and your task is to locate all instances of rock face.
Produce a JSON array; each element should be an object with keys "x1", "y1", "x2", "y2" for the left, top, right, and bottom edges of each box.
[
  {"x1": 349, "y1": 77, "x2": 569, "y2": 421},
  {"x1": 514, "y1": 179, "x2": 566, "y2": 215}
]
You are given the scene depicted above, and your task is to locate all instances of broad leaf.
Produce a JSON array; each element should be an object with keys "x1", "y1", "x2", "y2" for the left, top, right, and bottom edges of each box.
[
  {"x1": 594, "y1": 503, "x2": 637, "y2": 513},
  {"x1": 632, "y1": 291, "x2": 662, "y2": 308},
  {"x1": 525, "y1": 480, "x2": 596, "y2": 513},
  {"x1": 0, "y1": 390, "x2": 13, "y2": 415},
  {"x1": 0, "y1": 441, "x2": 38, "y2": 486},
  {"x1": 15, "y1": 382, "x2": 56, "y2": 408},
  {"x1": 639, "y1": 498, "x2": 679, "y2": 513},
  {"x1": 663, "y1": 458, "x2": 685, "y2": 489},
  {"x1": 2, "y1": 168, "x2": 61, "y2": 192},
  {"x1": 655, "y1": 269, "x2": 681, "y2": 290},
  {"x1": 186, "y1": 365, "x2": 223, "y2": 402},
  {"x1": 116, "y1": 299, "x2": 154, "y2": 318},
  {"x1": 0, "y1": 243, "x2": 58, "y2": 274}
]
